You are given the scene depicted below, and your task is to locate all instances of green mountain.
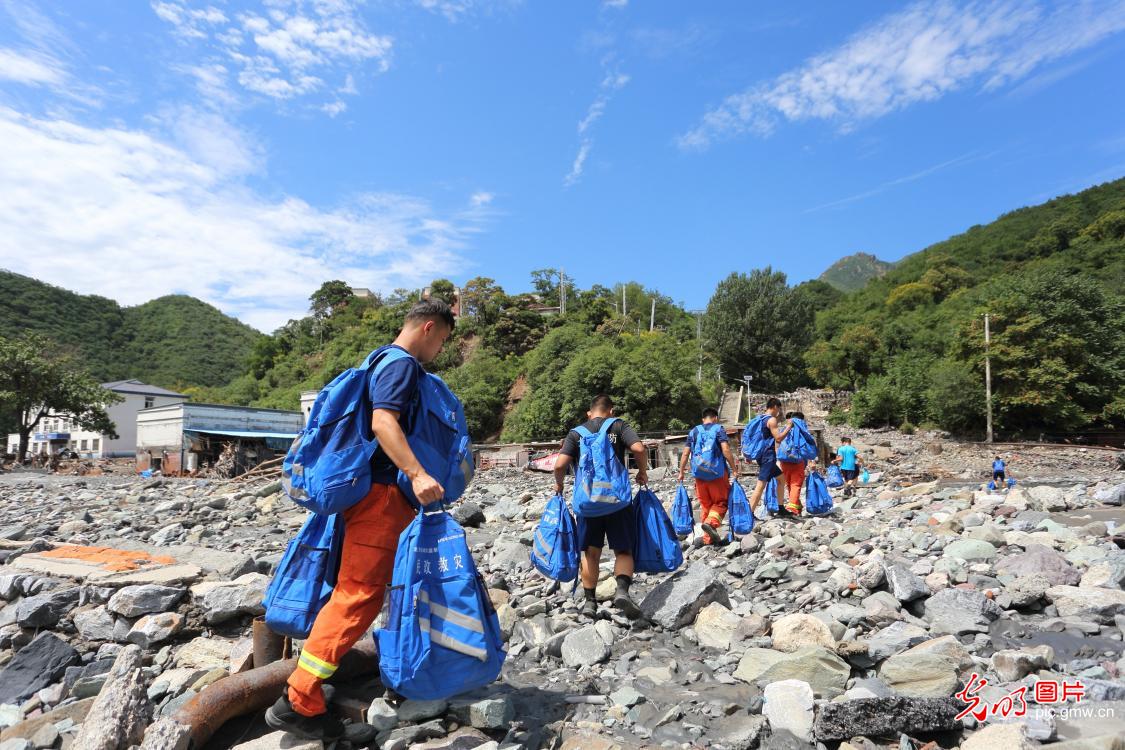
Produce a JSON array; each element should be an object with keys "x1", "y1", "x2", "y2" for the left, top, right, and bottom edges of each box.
[
  {"x1": 0, "y1": 270, "x2": 262, "y2": 390},
  {"x1": 808, "y1": 177, "x2": 1125, "y2": 435},
  {"x1": 819, "y1": 252, "x2": 893, "y2": 292}
]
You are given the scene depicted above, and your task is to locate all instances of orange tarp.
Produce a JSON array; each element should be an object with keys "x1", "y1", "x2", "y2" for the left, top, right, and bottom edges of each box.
[{"x1": 39, "y1": 545, "x2": 176, "y2": 571}]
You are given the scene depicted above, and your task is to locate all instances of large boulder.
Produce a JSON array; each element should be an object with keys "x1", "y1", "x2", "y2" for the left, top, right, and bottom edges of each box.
[
  {"x1": 997, "y1": 545, "x2": 1080, "y2": 586},
  {"x1": 922, "y1": 588, "x2": 1002, "y2": 634},
  {"x1": 813, "y1": 696, "x2": 963, "y2": 741},
  {"x1": 14, "y1": 587, "x2": 79, "y2": 628},
  {"x1": 942, "y1": 539, "x2": 997, "y2": 562},
  {"x1": 991, "y1": 645, "x2": 1054, "y2": 681},
  {"x1": 1044, "y1": 585, "x2": 1125, "y2": 624},
  {"x1": 1093, "y1": 483, "x2": 1125, "y2": 506},
  {"x1": 770, "y1": 613, "x2": 836, "y2": 653},
  {"x1": 734, "y1": 647, "x2": 850, "y2": 698},
  {"x1": 560, "y1": 626, "x2": 610, "y2": 669},
  {"x1": 190, "y1": 573, "x2": 269, "y2": 624},
  {"x1": 693, "y1": 602, "x2": 741, "y2": 651},
  {"x1": 1026, "y1": 485, "x2": 1067, "y2": 512},
  {"x1": 639, "y1": 563, "x2": 730, "y2": 630},
  {"x1": 762, "y1": 680, "x2": 814, "y2": 742}
]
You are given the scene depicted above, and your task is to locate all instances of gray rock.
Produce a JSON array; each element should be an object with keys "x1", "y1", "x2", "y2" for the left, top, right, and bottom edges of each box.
[
  {"x1": 997, "y1": 545, "x2": 1081, "y2": 585},
  {"x1": 866, "y1": 621, "x2": 929, "y2": 662},
  {"x1": 609, "y1": 685, "x2": 645, "y2": 708},
  {"x1": 992, "y1": 645, "x2": 1053, "y2": 681},
  {"x1": 1045, "y1": 585, "x2": 1125, "y2": 624},
  {"x1": 396, "y1": 698, "x2": 448, "y2": 723},
  {"x1": 813, "y1": 696, "x2": 963, "y2": 741},
  {"x1": 923, "y1": 587, "x2": 1002, "y2": 634},
  {"x1": 560, "y1": 625, "x2": 610, "y2": 668},
  {"x1": 762, "y1": 680, "x2": 814, "y2": 742},
  {"x1": 753, "y1": 561, "x2": 789, "y2": 580},
  {"x1": 734, "y1": 647, "x2": 850, "y2": 698},
  {"x1": 451, "y1": 502, "x2": 486, "y2": 528},
  {"x1": 1006, "y1": 574, "x2": 1053, "y2": 608},
  {"x1": 74, "y1": 606, "x2": 129, "y2": 642},
  {"x1": 1080, "y1": 559, "x2": 1125, "y2": 590},
  {"x1": 107, "y1": 585, "x2": 184, "y2": 618},
  {"x1": 884, "y1": 562, "x2": 929, "y2": 602},
  {"x1": 14, "y1": 587, "x2": 79, "y2": 628},
  {"x1": 366, "y1": 697, "x2": 398, "y2": 732},
  {"x1": 127, "y1": 612, "x2": 185, "y2": 649},
  {"x1": 487, "y1": 539, "x2": 530, "y2": 572},
  {"x1": 943, "y1": 539, "x2": 997, "y2": 562},
  {"x1": 190, "y1": 573, "x2": 268, "y2": 624},
  {"x1": 0, "y1": 632, "x2": 80, "y2": 705},
  {"x1": 1093, "y1": 483, "x2": 1125, "y2": 506},
  {"x1": 469, "y1": 697, "x2": 513, "y2": 730},
  {"x1": 639, "y1": 563, "x2": 730, "y2": 629},
  {"x1": 1027, "y1": 485, "x2": 1068, "y2": 512}
]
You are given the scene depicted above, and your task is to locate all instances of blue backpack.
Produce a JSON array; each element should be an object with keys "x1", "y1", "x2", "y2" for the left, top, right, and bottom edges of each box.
[
  {"x1": 690, "y1": 424, "x2": 726, "y2": 480},
  {"x1": 728, "y1": 480, "x2": 754, "y2": 535},
  {"x1": 778, "y1": 418, "x2": 818, "y2": 462},
  {"x1": 283, "y1": 346, "x2": 474, "y2": 515},
  {"x1": 764, "y1": 477, "x2": 779, "y2": 513},
  {"x1": 261, "y1": 511, "x2": 344, "y2": 638},
  {"x1": 826, "y1": 464, "x2": 844, "y2": 488},
  {"x1": 376, "y1": 508, "x2": 505, "y2": 700},
  {"x1": 741, "y1": 414, "x2": 773, "y2": 462},
  {"x1": 530, "y1": 495, "x2": 580, "y2": 583},
  {"x1": 671, "y1": 483, "x2": 693, "y2": 536},
  {"x1": 805, "y1": 472, "x2": 833, "y2": 515},
  {"x1": 632, "y1": 488, "x2": 683, "y2": 573},
  {"x1": 572, "y1": 418, "x2": 632, "y2": 518},
  {"x1": 987, "y1": 480, "x2": 997, "y2": 491}
]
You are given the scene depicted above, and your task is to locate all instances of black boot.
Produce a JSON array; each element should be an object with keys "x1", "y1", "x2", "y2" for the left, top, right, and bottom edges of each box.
[
  {"x1": 581, "y1": 587, "x2": 598, "y2": 617},
  {"x1": 612, "y1": 575, "x2": 641, "y2": 619}
]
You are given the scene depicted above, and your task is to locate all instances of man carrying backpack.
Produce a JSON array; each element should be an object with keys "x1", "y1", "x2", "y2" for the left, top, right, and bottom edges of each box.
[
  {"x1": 778, "y1": 411, "x2": 811, "y2": 516},
  {"x1": 677, "y1": 407, "x2": 739, "y2": 545},
  {"x1": 833, "y1": 436, "x2": 862, "y2": 497},
  {"x1": 554, "y1": 395, "x2": 648, "y2": 620},
  {"x1": 746, "y1": 397, "x2": 791, "y2": 516},
  {"x1": 267, "y1": 300, "x2": 454, "y2": 742}
]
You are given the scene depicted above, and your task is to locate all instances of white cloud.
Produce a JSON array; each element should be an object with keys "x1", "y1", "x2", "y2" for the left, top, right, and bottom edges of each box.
[
  {"x1": 321, "y1": 99, "x2": 347, "y2": 116},
  {"x1": 0, "y1": 107, "x2": 486, "y2": 332},
  {"x1": 151, "y1": 0, "x2": 392, "y2": 107},
  {"x1": 679, "y1": 0, "x2": 1125, "y2": 149},
  {"x1": 470, "y1": 191, "x2": 494, "y2": 206},
  {"x1": 566, "y1": 65, "x2": 629, "y2": 184},
  {"x1": 564, "y1": 140, "x2": 591, "y2": 186},
  {"x1": 603, "y1": 0, "x2": 628, "y2": 8},
  {"x1": 0, "y1": 47, "x2": 64, "y2": 85}
]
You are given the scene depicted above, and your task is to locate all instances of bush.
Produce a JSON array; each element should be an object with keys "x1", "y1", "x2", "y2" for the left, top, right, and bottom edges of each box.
[
  {"x1": 899, "y1": 421, "x2": 916, "y2": 435},
  {"x1": 827, "y1": 406, "x2": 848, "y2": 426}
]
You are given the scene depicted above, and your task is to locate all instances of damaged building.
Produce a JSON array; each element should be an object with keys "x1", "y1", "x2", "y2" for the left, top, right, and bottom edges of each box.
[{"x1": 135, "y1": 402, "x2": 302, "y2": 476}]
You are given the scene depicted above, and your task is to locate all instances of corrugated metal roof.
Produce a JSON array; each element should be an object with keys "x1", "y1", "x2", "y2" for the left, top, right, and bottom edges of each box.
[{"x1": 185, "y1": 429, "x2": 299, "y2": 440}]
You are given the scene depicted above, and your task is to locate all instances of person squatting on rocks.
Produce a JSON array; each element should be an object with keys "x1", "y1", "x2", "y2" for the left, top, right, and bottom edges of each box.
[
  {"x1": 747, "y1": 397, "x2": 791, "y2": 516},
  {"x1": 553, "y1": 395, "x2": 647, "y2": 620},
  {"x1": 677, "y1": 407, "x2": 739, "y2": 545},
  {"x1": 779, "y1": 410, "x2": 812, "y2": 516},
  {"x1": 266, "y1": 300, "x2": 455, "y2": 742},
  {"x1": 833, "y1": 435, "x2": 863, "y2": 497}
]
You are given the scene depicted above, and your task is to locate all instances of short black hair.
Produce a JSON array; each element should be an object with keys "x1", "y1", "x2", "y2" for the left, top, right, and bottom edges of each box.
[
  {"x1": 765, "y1": 397, "x2": 782, "y2": 410},
  {"x1": 590, "y1": 394, "x2": 613, "y2": 412},
  {"x1": 702, "y1": 407, "x2": 719, "y2": 419},
  {"x1": 841, "y1": 436, "x2": 851, "y2": 443},
  {"x1": 785, "y1": 411, "x2": 805, "y2": 420},
  {"x1": 405, "y1": 299, "x2": 455, "y2": 331}
]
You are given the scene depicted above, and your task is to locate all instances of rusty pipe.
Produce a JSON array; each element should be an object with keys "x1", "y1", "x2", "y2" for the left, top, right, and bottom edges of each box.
[
  {"x1": 172, "y1": 639, "x2": 379, "y2": 749},
  {"x1": 252, "y1": 617, "x2": 289, "y2": 667}
]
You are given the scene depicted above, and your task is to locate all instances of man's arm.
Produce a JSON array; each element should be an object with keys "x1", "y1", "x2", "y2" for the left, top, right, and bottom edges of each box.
[
  {"x1": 371, "y1": 409, "x2": 442, "y2": 505},
  {"x1": 768, "y1": 416, "x2": 791, "y2": 441},
  {"x1": 553, "y1": 453, "x2": 572, "y2": 495},
  {"x1": 630, "y1": 441, "x2": 648, "y2": 486},
  {"x1": 678, "y1": 446, "x2": 690, "y2": 482}
]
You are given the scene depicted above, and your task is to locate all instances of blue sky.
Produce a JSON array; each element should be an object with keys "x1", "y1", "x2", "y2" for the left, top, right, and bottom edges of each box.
[{"x1": 1, "y1": 0, "x2": 1124, "y2": 331}]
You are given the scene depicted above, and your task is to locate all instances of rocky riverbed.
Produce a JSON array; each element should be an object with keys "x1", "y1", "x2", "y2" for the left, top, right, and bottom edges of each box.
[{"x1": 1, "y1": 429, "x2": 1123, "y2": 750}]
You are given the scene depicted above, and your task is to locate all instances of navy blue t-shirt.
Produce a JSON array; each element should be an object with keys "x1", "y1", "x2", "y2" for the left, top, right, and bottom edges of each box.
[{"x1": 367, "y1": 346, "x2": 421, "y2": 484}]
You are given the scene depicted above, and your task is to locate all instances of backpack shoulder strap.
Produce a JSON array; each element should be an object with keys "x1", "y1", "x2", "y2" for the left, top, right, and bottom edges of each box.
[
  {"x1": 598, "y1": 417, "x2": 618, "y2": 436},
  {"x1": 367, "y1": 345, "x2": 413, "y2": 375},
  {"x1": 574, "y1": 425, "x2": 593, "y2": 439}
]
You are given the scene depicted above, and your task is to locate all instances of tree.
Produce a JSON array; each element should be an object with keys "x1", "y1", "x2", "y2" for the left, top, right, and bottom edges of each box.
[
  {"x1": 529, "y1": 268, "x2": 573, "y2": 307},
  {"x1": 460, "y1": 277, "x2": 506, "y2": 326},
  {"x1": 957, "y1": 270, "x2": 1125, "y2": 434},
  {"x1": 0, "y1": 334, "x2": 122, "y2": 460},
  {"x1": 703, "y1": 268, "x2": 814, "y2": 392},
  {"x1": 309, "y1": 280, "x2": 354, "y2": 320},
  {"x1": 428, "y1": 279, "x2": 458, "y2": 306}
]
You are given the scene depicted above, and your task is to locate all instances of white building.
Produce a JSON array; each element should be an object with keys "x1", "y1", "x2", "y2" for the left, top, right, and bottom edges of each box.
[
  {"x1": 300, "y1": 390, "x2": 319, "y2": 425},
  {"x1": 7, "y1": 380, "x2": 187, "y2": 459},
  {"x1": 136, "y1": 402, "x2": 303, "y2": 475}
]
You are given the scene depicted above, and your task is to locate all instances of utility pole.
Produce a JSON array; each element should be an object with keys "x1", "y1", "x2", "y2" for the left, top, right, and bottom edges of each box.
[
  {"x1": 622, "y1": 285, "x2": 627, "y2": 317},
  {"x1": 649, "y1": 298, "x2": 656, "y2": 331},
  {"x1": 695, "y1": 311, "x2": 702, "y2": 384},
  {"x1": 559, "y1": 268, "x2": 566, "y2": 315},
  {"x1": 984, "y1": 313, "x2": 993, "y2": 444}
]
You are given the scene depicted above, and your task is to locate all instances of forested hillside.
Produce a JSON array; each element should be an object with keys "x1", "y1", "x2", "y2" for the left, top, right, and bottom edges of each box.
[
  {"x1": 0, "y1": 271, "x2": 262, "y2": 390},
  {"x1": 819, "y1": 252, "x2": 893, "y2": 292},
  {"x1": 807, "y1": 178, "x2": 1125, "y2": 435}
]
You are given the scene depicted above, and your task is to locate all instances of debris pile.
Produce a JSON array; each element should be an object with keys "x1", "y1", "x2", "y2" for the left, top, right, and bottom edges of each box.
[{"x1": 0, "y1": 430, "x2": 1122, "y2": 749}]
